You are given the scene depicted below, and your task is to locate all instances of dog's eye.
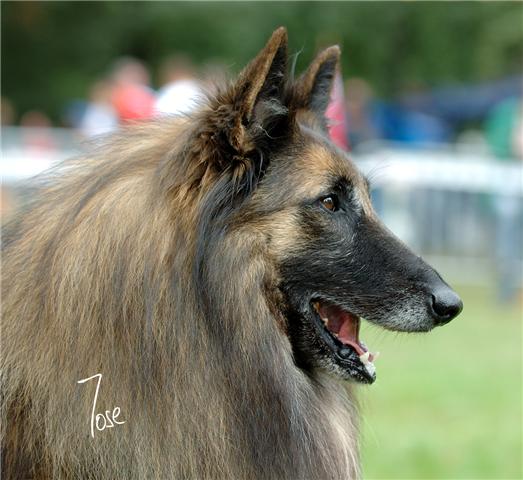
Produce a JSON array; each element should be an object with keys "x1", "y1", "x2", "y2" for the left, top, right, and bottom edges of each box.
[{"x1": 320, "y1": 195, "x2": 339, "y2": 212}]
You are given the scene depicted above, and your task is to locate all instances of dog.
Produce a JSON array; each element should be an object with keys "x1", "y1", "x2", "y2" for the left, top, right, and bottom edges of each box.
[{"x1": 1, "y1": 27, "x2": 462, "y2": 479}]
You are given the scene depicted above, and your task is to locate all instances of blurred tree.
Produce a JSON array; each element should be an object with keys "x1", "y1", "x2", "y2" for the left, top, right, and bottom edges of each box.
[{"x1": 2, "y1": 1, "x2": 522, "y2": 123}]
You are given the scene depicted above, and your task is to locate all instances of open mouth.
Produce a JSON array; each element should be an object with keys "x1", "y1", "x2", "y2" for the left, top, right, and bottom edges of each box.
[{"x1": 312, "y1": 301, "x2": 379, "y2": 383}]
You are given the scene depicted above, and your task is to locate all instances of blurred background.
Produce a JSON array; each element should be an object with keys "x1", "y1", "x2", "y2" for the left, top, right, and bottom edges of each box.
[{"x1": 1, "y1": 2, "x2": 522, "y2": 478}]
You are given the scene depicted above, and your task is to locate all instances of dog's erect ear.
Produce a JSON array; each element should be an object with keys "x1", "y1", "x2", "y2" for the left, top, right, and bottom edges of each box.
[
  {"x1": 235, "y1": 27, "x2": 288, "y2": 124},
  {"x1": 227, "y1": 26, "x2": 289, "y2": 153},
  {"x1": 295, "y1": 46, "x2": 340, "y2": 118},
  {"x1": 191, "y1": 27, "x2": 291, "y2": 196}
]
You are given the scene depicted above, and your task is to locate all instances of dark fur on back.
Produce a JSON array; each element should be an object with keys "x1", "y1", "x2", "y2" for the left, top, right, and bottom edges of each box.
[{"x1": 2, "y1": 29, "x2": 361, "y2": 479}]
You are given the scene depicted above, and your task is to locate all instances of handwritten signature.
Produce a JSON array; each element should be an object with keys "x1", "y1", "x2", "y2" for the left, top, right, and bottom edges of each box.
[{"x1": 77, "y1": 373, "x2": 125, "y2": 438}]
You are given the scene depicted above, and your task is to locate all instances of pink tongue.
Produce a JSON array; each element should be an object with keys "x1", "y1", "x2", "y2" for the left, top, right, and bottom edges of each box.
[
  {"x1": 338, "y1": 319, "x2": 358, "y2": 345},
  {"x1": 318, "y1": 304, "x2": 368, "y2": 357},
  {"x1": 337, "y1": 317, "x2": 367, "y2": 356}
]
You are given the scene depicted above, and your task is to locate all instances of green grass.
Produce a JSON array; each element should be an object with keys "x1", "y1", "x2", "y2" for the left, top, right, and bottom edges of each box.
[{"x1": 359, "y1": 285, "x2": 522, "y2": 479}]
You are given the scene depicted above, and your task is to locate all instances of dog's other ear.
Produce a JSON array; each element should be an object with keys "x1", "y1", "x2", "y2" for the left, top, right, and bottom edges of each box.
[
  {"x1": 227, "y1": 26, "x2": 289, "y2": 153},
  {"x1": 295, "y1": 45, "x2": 340, "y2": 119}
]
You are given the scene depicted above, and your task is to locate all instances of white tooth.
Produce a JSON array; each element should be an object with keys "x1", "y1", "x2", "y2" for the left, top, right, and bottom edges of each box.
[
  {"x1": 359, "y1": 351, "x2": 370, "y2": 365},
  {"x1": 373, "y1": 352, "x2": 380, "y2": 361}
]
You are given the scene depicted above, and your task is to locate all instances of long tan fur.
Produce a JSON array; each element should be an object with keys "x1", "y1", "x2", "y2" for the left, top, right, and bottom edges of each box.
[{"x1": 2, "y1": 28, "x2": 361, "y2": 479}]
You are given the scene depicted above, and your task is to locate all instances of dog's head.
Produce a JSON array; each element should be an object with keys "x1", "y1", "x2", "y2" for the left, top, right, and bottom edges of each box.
[{"x1": 191, "y1": 28, "x2": 462, "y2": 384}]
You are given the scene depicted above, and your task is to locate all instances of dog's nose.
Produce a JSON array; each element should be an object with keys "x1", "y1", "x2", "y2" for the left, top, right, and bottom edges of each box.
[{"x1": 430, "y1": 286, "x2": 463, "y2": 325}]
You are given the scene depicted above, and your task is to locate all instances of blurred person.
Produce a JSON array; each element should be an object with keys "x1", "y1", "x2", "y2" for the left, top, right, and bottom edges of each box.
[
  {"x1": 110, "y1": 57, "x2": 155, "y2": 122},
  {"x1": 155, "y1": 55, "x2": 203, "y2": 115},
  {"x1": 1, "y1": 97, "x2": 16, "y2": 125},
  {"x1": 485, "y1": 97, "x2": 523, "y2": 303},
  {"x1": 486, "y1": 97, "x2": 523, "y2": 160},
  {"x1": 402, "y1": 74, "x2": 523, "y2": 127},
  {"x1": 345, "y1": 78, "x2": 387, "y2": 215},
  {"x1": 19, "y1": 110, "x2": 56, "y2": 153},
  {"x1": 345, "y1": 78, "x2": 378, "y2": 149},
  {"x1": 346, "y1": 79, "x2": 452, "y2": 147},
  {"x1": 385, "y1": 105, "x2": 451, "y2": 146},
  {"x1": 79, "y1": 79, "x2": 118, "y2": 137},
  {"x1": 111, "y1": 56, "x2": 151, "y2": 87},
  {"x1": 325, "y1": 70, "x2": 349, "y2": 151},
  {"x1": 61, "y1": 99, "x2": 88, "y2": 130}
]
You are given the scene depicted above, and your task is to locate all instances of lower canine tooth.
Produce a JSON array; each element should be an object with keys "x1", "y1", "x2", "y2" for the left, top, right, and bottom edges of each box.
[{"x1": 359, "y1": 352, "x2": 370, "y2": 365}]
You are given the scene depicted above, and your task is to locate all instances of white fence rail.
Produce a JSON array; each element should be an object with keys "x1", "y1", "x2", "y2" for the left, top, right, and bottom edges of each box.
[{"x1": 354, "y1": 145, "x2": 522, "y2": 195}]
